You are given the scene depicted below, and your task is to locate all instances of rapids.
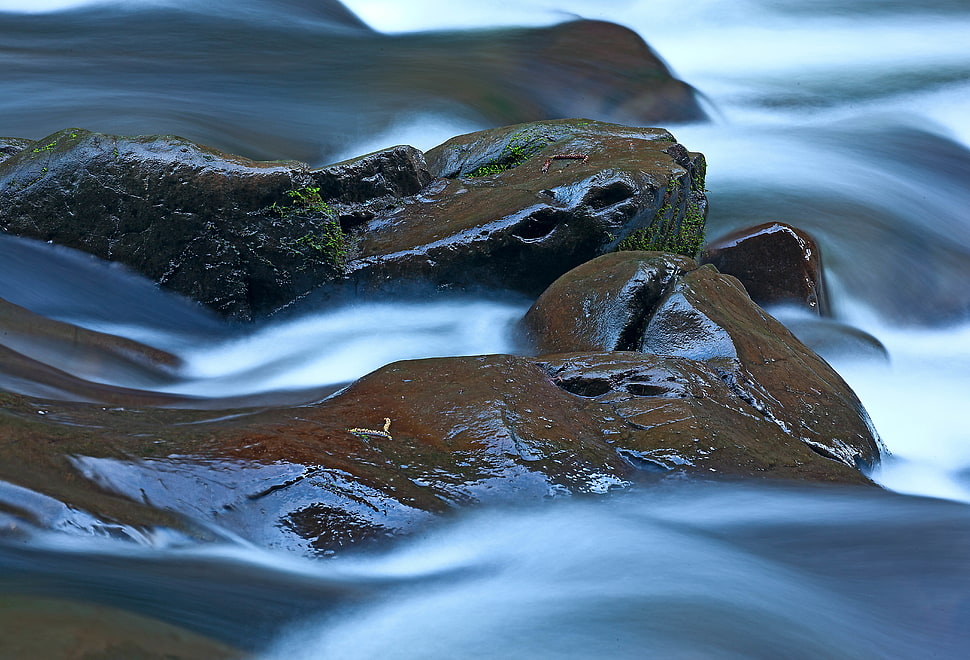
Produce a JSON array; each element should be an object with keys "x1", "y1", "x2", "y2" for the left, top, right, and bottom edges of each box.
[{"x1": 0, "y1": 0, "x2": 969, "y2": 657}]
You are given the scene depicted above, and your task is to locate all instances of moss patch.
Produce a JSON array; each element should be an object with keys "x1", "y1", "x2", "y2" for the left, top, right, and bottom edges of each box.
[{"x1": 464, "y1": 129, "x2": 549, "y2": 178}]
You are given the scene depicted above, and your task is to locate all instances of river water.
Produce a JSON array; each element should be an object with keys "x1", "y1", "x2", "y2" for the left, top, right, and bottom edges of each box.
[{"x1": 1, "y1": 0, "x2": 969, "y2": 657}]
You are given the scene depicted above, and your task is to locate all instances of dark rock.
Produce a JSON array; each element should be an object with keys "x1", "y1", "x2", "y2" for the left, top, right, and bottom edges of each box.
[
  {"x1": 0, "y1": 129, "x2": 429, "y2": 320},
  {"x1": 0, "y1": 12, "x2": 706, "y2": 163},
  {"x1": 0, "y1": 137, "x2": 31, "y2": 164},
  {"x1": 525, "y1": 251, "x2": 882, "y2": 473},
  {"x1": 1, "y1": 120, "x2": 707, "y2": 318},
  {"x1": 347, "y1": 119, "x2": 707, "y2": 297},
  {"x1": 310, "y1": 145, "x2": 433, "y2": 203},
  {"x1": 701, "y1": 222, "x2": 830, "y2": 315}
]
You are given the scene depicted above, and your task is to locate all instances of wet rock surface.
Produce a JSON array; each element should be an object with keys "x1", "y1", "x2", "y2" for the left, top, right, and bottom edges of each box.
[
  {"x1": 0, "y1": 137, "x2": 30, "y2": 164},
  {"x1": 701, "y1": 222, "x2": 830, "y2": 315},
  {"x1": 0, "y1": 120, "x2": 883, "y2": 557},
  {"x1": 348, "y1": 119, "x2": 707, "y2": 297},
  {"x1": 0, "y1": 249, "x2": 880, "y2": 556},
  {"x1": 525, "y1": 251, "x2": 882, "y2": 473},
  {"x1": 0, "y1": 120, "x2": 706, "y2": 318}
]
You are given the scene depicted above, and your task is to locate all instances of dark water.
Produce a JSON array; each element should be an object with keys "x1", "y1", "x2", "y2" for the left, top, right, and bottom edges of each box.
[
  {"x1": 1, "y1": 0, "x2": 970, "y2": 657},
  {"x1": 3, "y1": 483, "x2": 970, "y2": 658}
]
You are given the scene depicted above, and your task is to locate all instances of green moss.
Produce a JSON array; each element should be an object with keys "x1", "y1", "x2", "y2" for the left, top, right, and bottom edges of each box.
[
  {"x1": 615, "y1": 178, "x2": 706, "y2": 258},
  {"x1": 274, "y1": 186, "x2": 350, "y2": 269},
  {"x1": 31, "y1": 140, "x2": 57, "y2": 154},
  {"x1": 293, "y1": 220, "x2": 349, "y2": 265},
  {"x1": 464, "y1": 129, "x2": 548, "y2": 178}
]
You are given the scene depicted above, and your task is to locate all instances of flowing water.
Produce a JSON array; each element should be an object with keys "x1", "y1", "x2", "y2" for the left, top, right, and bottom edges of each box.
[{"x1": 1, "y1": 0, "x2": 969, "y2": 657}]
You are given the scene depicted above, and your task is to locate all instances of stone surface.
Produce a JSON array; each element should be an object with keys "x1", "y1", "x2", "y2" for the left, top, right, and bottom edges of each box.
[
  {"x1": 701, "y1": 222, "x2": 830, "y2": 314},
  {"x1": 0, "y1": 120, "x2": 707, "y2": 318},
  {"x1": 536, "y1": 351, "x2": 874, "y2": 484},
  {"x1": 347, "y1": 119, "x2": 707, "y2": 298},
  {"x1": 524, "y1": 251, "x2": 697, "y2": 354},
  {"x1": 0, "y1": 129, "x2": 428, "y2": 320},
  {"x1": 525, "y1": 251, "x2": 882, "y2": 473},
  {"x1": 642, "y1": 265, "x2": 879, "y2": 469},
  {"x1": 0, "y1": 137, "x2": 30, "y2": 164}
]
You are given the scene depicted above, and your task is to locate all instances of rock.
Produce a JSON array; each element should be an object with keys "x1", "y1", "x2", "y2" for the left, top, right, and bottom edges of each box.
[
  {"x1": 347, "y1": 119, "x2": 707, "y2": 297},
  {"x1": 0, "y1": 354, "x2": 635, "y2": 555},
  {"x1": 0, "y1": 596, "x2": 242, "y2": 660},
  {"x1": 0, "y1": 137, "x2": 31, "y2": 164},
  {"x1": 536, "y1": 352, "x2": 874, "y2": 484},
  {"x1": 700, "y1": 222, "x2": 830, "y2": 315},
  {"x1": 0, "y1": 120, "x2": 706, "y2": 318},
  {"x1": 524, "y1": 251, "x2": 697, "y2": 354},
  {"x1": 0, "y1": 129, "x2": 429, "y2": 320},
  {"x1": 0, "y1": 11, "x2": 706, "y2": 163},
  {"x1": 644, "y1": 265, "x2": 880, "y2": 468},
  {"x1": 524, "y1": 251, "x2": 882, "y2": 473},
  {"x1": 0, "y1": 326, "x2": 876, "y2": 559}
]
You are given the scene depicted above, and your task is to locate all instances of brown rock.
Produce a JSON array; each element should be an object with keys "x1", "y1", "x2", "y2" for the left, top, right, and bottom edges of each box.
[
  {"x1": 536, "y1": 352, "x2": 873, "y2": 484},
  {"x1": 525, "y1": 251, "x2": 882, "y2": 472},
  {"x1": 523, "y1": 251, "x2": 697, "y2": 354},
  {"x1": 347, "y1": 119, "x2": 707, "y2": 297},
  {"x1": 701, "y1": 222, "x2": 830, "y2": 314},
  {"x1": 643, "y1": 265, "x2": 880, "y2": 468}
]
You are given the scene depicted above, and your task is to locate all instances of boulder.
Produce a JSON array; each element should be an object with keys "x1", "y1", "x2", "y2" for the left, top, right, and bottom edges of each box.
[
  {"x1": 347, "y1": 119, "x2": 707, "y2": 297},
  {"x1": 0, "y1": 129, "x2": 429, "y2": 319},
  {"x1": 0, "y1": 332, "x2": 875, "y2": 558},
  {"x1": 0, "y1": 137, "x2": 30, "y2": 164},
  {"x1": 536, "y1": 352, "x2": 874, "y2": 484},
  {"x1": 524, "y1": 251, "x2": 697, "y2": 354},
  {"x1": 700, "y1": 222, "x2": 830, "y2": 314},
  {"x1": 0, "y1": 120, "x2": 706, "y2": 318},
  {"x1": 0, "y1": 11, "x2": 706, "y2": 163},
  {"x1": 524, "y1": 251, "x2": 882, "y2": 472}
]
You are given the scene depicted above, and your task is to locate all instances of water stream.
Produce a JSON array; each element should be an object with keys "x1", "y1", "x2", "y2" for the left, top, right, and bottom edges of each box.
[{"x1": 1, "y1": 0, "x2": 969, "y2": 656}]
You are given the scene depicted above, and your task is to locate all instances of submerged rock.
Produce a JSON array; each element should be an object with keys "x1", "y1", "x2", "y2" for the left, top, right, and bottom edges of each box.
[{"x1": 0, "y1": 9, "x2": 706, "y2": 162}]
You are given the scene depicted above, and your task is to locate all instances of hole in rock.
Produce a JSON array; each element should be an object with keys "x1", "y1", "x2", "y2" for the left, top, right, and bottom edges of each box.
[
  {"x1": 511, "y1": 209, "x2": 563, "y2": 240},
  {"x1": 583, "y1": 181, "x2": 635, "y2": 209},
  {"x1": 557, "y1": 377, "x2": 612, "y2": 397},
  {"x1": 625, "y1": 382, "x2": 670, "y2": 397}
]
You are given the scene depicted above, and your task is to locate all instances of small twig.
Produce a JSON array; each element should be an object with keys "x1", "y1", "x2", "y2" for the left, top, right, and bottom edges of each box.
[
  {"x1": 348, "y1": 417, "x2": 393, "y2": 439},
  {"x1": 542, "y1": 153, "x2": 589, "y2": 173}
]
